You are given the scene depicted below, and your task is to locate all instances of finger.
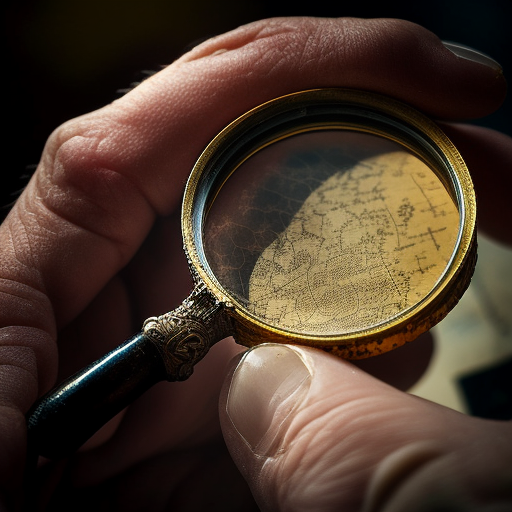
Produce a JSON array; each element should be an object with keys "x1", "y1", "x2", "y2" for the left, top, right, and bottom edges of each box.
[
  {"x1": 220, "y1": 344, "x2": 512, "y2": 512},
  {"x1": 440, "y1": 123, "x2": 512, "y2": 245},
  {"x1": 181, "y1": 17, "x2": 505, "y2": 120}
]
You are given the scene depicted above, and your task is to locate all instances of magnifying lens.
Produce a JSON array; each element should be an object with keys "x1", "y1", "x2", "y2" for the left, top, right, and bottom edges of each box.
[{"x1": 27, "y1": 89, "x2": 477, "y2": 459}]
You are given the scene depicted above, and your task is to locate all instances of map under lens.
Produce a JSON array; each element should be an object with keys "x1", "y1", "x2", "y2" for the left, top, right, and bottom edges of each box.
[{"x1": 204, "y1": 130, "x2": 459, "y2": 336}]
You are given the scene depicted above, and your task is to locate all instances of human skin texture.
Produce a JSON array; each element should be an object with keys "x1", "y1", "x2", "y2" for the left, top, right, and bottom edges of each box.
[{"x1": 0, "y1": 17, "x2": 510, "y2": 511}]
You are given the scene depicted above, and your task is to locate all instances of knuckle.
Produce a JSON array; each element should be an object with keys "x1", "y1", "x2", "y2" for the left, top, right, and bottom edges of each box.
[{"x1": 32, "y1": 118, "x2": 153, "y2": 256}]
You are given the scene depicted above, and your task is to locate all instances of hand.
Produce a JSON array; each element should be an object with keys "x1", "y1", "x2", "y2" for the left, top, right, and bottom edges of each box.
[{"x1": 0, "y1": 17, "x2": 509, "y2": 510}]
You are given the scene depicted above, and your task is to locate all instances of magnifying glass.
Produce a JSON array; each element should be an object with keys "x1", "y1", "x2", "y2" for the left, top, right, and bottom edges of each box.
[{"x1": 27, "y1": 89, "x2": 477, "y2": 459}]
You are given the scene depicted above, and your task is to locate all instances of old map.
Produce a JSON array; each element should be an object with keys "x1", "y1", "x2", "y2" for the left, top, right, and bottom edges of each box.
[{"x1": 204, "y1": 134, "x2": 459, "y2": 336}]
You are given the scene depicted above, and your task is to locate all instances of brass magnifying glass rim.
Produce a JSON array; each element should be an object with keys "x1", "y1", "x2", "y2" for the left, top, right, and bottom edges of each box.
[{"x1": 182, "y1": 88, "x2": 476, "y2": 358}]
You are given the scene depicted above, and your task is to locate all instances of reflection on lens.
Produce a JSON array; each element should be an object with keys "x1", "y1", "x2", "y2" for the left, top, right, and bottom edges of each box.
[{"x1": 204, "y1": 131, "x2": 459, "y2": 336}]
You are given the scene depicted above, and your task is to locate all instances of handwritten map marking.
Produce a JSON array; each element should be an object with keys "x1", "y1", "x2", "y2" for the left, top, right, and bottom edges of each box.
[{"x1": 247, "y1": 151, "x2": 459, "y2": 335}]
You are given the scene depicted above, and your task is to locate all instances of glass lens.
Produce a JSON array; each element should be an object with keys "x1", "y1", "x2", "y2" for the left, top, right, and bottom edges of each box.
[{"x1": 203, "y1": 130, "x2": 459, "y2": 336}]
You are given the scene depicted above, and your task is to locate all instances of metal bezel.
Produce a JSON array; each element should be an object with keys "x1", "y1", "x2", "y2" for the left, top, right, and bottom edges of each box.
[{"x1": 181, "y1": 89, "x2": 476, "y2": 358}]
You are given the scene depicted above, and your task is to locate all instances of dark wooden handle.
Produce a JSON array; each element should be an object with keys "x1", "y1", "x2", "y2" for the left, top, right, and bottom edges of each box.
[{"x1": 26, "y1": 333, "x2": 166, "y2": 460}]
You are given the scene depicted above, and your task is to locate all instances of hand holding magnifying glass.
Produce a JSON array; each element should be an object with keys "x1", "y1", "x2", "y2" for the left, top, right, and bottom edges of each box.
[
  {"x1": 1, "y1": 17, "x2": 508, "y2": 510},
  {"x1": 27, "y1": 88, "x2": 477, "y2": 459}
]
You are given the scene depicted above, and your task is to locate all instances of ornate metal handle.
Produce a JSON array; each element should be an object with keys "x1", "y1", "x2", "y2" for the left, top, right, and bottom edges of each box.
[
  {"x1": 143, "y1": 283, "x2": 233, "y2": 381},
  {"x1": 26, "y1": 284, "x2": 233, "y2": 460}
]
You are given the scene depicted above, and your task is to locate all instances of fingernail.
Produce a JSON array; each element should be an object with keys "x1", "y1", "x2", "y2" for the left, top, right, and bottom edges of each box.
[
  {"x1": 226, "y1": 344, "x2": 312, "y2": 457},
  {"x1": 442, "y1": 41, "x2": 502, "y2": 71}
]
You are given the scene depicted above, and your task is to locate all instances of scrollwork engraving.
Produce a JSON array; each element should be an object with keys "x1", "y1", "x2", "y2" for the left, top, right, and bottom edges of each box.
[{"x1": 143, "y1": 283, "x2": 233, "y2": 381}]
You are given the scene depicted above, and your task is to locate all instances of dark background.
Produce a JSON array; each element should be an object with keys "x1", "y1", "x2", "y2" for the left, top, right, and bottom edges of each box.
[{"x1": 2, "y1": 0, "x2": 511, "y2": 221}]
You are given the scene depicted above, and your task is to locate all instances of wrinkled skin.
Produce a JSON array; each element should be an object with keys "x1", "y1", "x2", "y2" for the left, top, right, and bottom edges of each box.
[{"x1": 0, "y1": 17, "x2": 510, "y2": 511}]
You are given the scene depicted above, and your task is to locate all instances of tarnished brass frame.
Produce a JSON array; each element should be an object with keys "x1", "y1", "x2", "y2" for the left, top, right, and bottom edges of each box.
[{"x1": 182, "y1": 88, "x2": 477, "y2": 359}]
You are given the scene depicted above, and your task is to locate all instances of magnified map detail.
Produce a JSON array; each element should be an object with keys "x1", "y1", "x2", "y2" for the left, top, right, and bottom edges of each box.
[{"x1": 204, "y1": 131, "x2": 459, "y2": 336}]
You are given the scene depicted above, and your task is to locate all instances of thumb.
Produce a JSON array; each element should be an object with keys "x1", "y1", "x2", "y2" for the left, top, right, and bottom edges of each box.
[{"x1": 219, "y1": 344, "x2": 512, "y2": 512}]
